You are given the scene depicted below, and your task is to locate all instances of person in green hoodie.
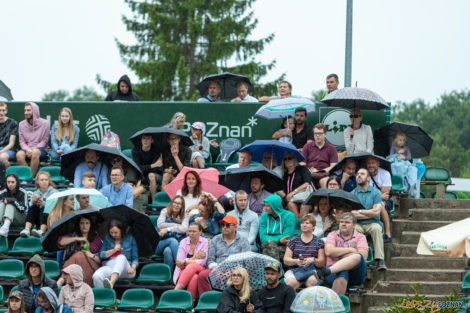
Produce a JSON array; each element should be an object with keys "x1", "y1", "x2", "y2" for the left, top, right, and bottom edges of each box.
[
  {"x1": 18, "y1": 255, "x2": 58, "y2": 313},
  {"x1": 259, "y1": 194, "x2": 295, "y2": 262}
]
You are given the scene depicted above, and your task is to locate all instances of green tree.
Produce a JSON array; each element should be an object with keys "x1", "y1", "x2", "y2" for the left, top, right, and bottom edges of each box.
[
  {"x1": 102, "y1": 0, "x2": 282, "y2": 101},
  {"x1": 42, "y1": 86, "x2": 103, "y2": 101}
]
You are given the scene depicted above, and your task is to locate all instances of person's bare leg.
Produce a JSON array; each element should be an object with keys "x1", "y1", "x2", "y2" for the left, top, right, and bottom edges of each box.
[
  {"x1": 306, "y1": 275, "x2": 318, "y2": 287},
  {"x1": 109, "y1": 272, "x2": 119, "y2": 286},
  {"x1": 329, "y1": 254, "x2": 361, "y2": 274},
  {"x1": 332, "y1": 276, "x2": 348, "y2": 295},
  {"x1": 161, "y1": 172, "x2": 172, "y2": 189},
  {"x1": 148, "y1": 173, "x2": 157, "y2": 200},
  {"x1": 16, "y1": 151, "x2": 27, "y2": 166},
  {"x1": 287, "y1": 202, "x2": 300, "y2": 218},
  {"x1": 40, "y1": 224, "x2": 47, "y2": 233},
  {"x1": 30, "y1": 149, "x2": 41, "y2": 177},
  {"x1": 319, "y1": 177, "x2": 328, "y2": 189},
  {"x1": 192, "y1": 158, "x2": 199, "y2": 168},
  {"x1": 381, "y1": 204, "x2": 391, "y2": 237},
  {"x1": 285, "y1": 277, "x2": 301, "y2": 291},
  {"x1": 0, "y1": 153, "x2": 10, "y2": 167},
  {"x1": 24, "y1": 222, "x2": 32, "y2": 231},
  {"x1": 196, "y1": 156, "x2": 205, "y2": 169},
  {"x1": 299, "y1": 205, "x2": 312, "y2": 217}
]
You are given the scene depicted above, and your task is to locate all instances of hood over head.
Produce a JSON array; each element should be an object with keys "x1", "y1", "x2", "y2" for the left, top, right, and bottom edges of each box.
[
  {"x1": 117, "y1": 75, "x2": 133, "y2": 95},
  {"x1": 26, "y1": 254, "x2": 45, "y2": 282},
  {"x1": 263, "y1": 194, "x2": 284, "y2": 216},
  {"x1": 39, "y1": 287, "x2": 60, "y2": 313},
  {"x1": 62, "y1": 264, "x2": 83, "y2": 287}
]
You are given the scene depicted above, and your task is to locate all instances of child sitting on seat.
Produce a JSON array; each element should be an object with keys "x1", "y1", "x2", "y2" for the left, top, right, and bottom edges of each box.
[
  {"x1": 273, "y1": 116, "x2": 295, "y2": 144},
  {"x1": 389, "y1": 131, "x2": 411, "y2": 161}
]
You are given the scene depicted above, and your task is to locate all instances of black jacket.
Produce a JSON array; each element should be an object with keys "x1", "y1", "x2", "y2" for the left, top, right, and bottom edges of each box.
[
  {"x1": 217, "y1": 285, "x2": 264, "y2": 313},
  {"x1": 0, "y1": 172, "x2": 28, "y2": 213},
  {"x1": 105, "y1": 74, "x2": 140, "y2": 101},
  {"x1": 256, "y1": 283, "x2": 295, "y2": 313},
  {"x1": 18, "y1": 255, "x2": 59, "y2": 313},
  {"x1": 131, "y1": 145, "x2": 162, "y2": 175}
]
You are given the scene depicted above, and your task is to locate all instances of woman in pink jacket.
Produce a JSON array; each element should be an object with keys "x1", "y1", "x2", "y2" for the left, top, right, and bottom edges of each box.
[
  {"x1": 59, "y1": 264, "x2": 94, "y2": 313},
  {"x1": 173, "y1": 222, "x2": 209, "y2": 303}
]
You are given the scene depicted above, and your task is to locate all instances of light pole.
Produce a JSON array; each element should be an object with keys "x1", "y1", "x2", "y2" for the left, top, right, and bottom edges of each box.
[{"x1": 344, "y1": 0, "x2": 353, "y2": 87}]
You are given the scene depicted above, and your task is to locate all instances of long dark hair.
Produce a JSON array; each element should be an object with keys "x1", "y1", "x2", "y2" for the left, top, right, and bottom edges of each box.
[
  {"x1": 181, "y1": 170, "x2": 202, "y2": 198},
  {"x1": 75, "y1": 216, "x2": 98, "y2": 243},
  {"x1": 108, "y1": 219, "x2": 126, "y2": 239}
]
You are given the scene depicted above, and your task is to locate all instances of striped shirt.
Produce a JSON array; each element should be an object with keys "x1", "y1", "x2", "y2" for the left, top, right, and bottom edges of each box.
[{"x1": 287, "y1": 234, "x2": 324, "y2": 260}]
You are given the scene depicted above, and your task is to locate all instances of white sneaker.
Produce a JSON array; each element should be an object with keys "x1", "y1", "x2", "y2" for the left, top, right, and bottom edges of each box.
[
  {"x1": 31, "y1": 229, "x2": 43, "y2": 237},
  {"x1": 0, "y1": 226, "x2": 9, "y2": 237},
  {"x1": 20, "y1": 229, "x2": 30, "y2": 238},
  {"x1": 103, "y1": 278, "x2": 113, "y2": 289}
]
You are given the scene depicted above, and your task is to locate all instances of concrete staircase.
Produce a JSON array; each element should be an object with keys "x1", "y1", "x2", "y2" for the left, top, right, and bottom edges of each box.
[{"x1": 360, "y1": 198, "x2": 470, "y2": 313}]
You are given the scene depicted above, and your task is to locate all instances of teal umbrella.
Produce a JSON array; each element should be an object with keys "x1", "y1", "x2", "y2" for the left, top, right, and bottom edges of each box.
[
  {"x1": 0, "y1": 80, "x2": 13, "y2": 101},
  {"x1": 255, "y1": 97, "x2": 315, "y2": 119},
  {"x1": 44, "y1": 188, "x2": 110, "y2": 214},
  {"x1": 290, "y1": 286, "x2": 346, "y2": 313}
]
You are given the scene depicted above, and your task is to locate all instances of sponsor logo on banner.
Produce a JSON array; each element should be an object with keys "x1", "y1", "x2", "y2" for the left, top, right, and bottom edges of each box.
[
  {"x1": 86, "y1": 114, "x2": 111, "y2": 141},
  {"x1": 321, "y1": 109, "x2": 350, "y2": 147},
  {"x1": 181, "y1": 117, "x2": 258, "y2": 138}
]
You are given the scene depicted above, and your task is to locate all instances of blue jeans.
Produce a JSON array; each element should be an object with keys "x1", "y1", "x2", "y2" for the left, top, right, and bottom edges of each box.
[
  {"x1": 325, "y1": 253, "x2": 367, "y2": 287},
  {"x1": 155, "y1": 237, "x2": 179, "y2": 270},
  {"x1": 50, "y1": 144, "x2": 74, "y2": 159}
]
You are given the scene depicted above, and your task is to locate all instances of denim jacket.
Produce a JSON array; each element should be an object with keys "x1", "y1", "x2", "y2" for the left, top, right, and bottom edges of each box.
[
  {"x1": 189, "y1": 211, "x2": 225, "y2": 238},
  {"x1": 99, "y1": 234, "x2": 139, "y2": 266},
  {"x1": 50, "y1": 122, "x2": 80, "y2": 152}
]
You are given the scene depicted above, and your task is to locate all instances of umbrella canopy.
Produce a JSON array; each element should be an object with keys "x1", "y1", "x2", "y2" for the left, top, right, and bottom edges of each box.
[
  {"x1": 303, "y1": 188, "x2": 365, "y2": 211},
  {"x1": 208, "y1": 252, "x2": 283, "y2": 291},
  {"x1": 255, "y1": 97, "x2": 315, "y2": 119},
  {"x1": 291, "y1": 286, "x2": 346, "y2": 313},
  {"x1": 60, "y1": 143, "x2": 142, "y2": 182},
  {"x1": 221, "y1": 165, "x2": 283, "y2": 193},
  {"x1": 42, "y1": 208, "x2": 103, "y2": 252},
  {"x1": 98, "y1": 205, "x2": 158, "y2": 257},
  {"x1": 0, "y1": 80, "x2": 13, "y2": 101},
  {"x1": 196, "y1": 72, "x2": 253, "y2": 100},
  {"x1": 129, "y1": 126, "x2": 192, "y2": 148},
  {"x1": 240, "y1": 140, "x2": 305, "y2": 164},
  {"x1": 321, "y1": 87, "x2": 389, "y2": 110},
  {"x1": 329, "y1": 152, "x2": 392, "y2": 175},
  {"x1": 44, "y1": 188, "x2": 110, "y2": 214},
  {"x1": 164, "y1": 167, "x2": 230, "y2": 199},
  {"x1": 374, "y1": 122, "x2": 433, "y2": 158}
]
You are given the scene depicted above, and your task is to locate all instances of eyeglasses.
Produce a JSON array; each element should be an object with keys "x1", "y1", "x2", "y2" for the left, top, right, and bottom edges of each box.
[
  {"x1": 173, "y1": 201, "x2": 184, "y2": 206},
  {"x1": 328, "y1": 182, "x2": 339, "y2": 186},
  {"x1": 188, "y1": 230, "x2": 199, "y2": 233},
  {"x1": 349, "y1": 114, "x2": 360, "y2": 118},
  {"x1": 313, "y1": 132, "x2": 325, "y2": 136},
  {"x1": 111, "y1": 158, "x2": 121, "y2": 164},
  {"x1": 231, "y1": 273, "x2": 242, "y2": 278},
  {"x1": 221, "y1": 223, "x2": 234, "y2": 228},
  {"x1": 284, "y1": 156, "x2": 294, "y2": 161}
]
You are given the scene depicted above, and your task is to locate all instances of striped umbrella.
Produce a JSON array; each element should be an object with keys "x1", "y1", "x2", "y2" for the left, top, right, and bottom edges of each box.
[
  {"x1": 321, "y1": 87, "x2": 389, "y2": 110},
  {"x1": 255, "y1": 97, "x2": 315, "y2": 119}
]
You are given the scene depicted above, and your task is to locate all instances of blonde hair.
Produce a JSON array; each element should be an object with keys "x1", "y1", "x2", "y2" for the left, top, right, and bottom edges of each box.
[
  {"x1": 281, "y1": 153, "x2": 299, "y2": 171},
  {"x1": 34, "y1": 171, "x2": 56, "y2": 189},
  {"x1": 56, "y1": 107, "x2": 75, "y2": 143},
  {"x1": 227, "y1": 267, "x2": 251, "y2": 303},
  {"x1": 48, "y1": 195, "x2": 74, "y2": 227},
  {"x1": 392, "y1": 131, "x2": 406, "y2": 146},
  {"x1": 168, "y1": 112, "x2": 186, "y2": 129}
]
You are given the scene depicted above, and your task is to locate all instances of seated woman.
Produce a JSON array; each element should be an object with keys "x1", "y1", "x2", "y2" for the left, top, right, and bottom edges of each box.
[
  {"x1": 50, "y1": 107, "x2": 80, "y2": 159},
  {"x1": 189, "y1": 194, "x2": 225, "y2": 239},
  {"x1": 216, "y1": 267, "x2": 263, "y2": 313},
  {"x1": 189, "y1": 122, "x2": 210, "y2": 168},
  {"x1": 176, "y1": 170, "x2": 205, "y2": 215},
  {"x1": 312, "y1": 197, "x2": 334, "y2": 239},
  {"x1": 7, "y1": 290, "x2": 27, "y2": 313},
  {"x1": 57, "y1": 216, "x2": 102, "y2": 287},
  {"x1": 58, "y1": 264, "x2": 94, "y2": 313},
  {"x1": 173, "y1": 222, "x2": 209, "y2": 303},
  {"x1": 166, "y1": 112, "x2": 186, "y2": 130},
  {"x1": 35, "y1": 287, "x2": 73, "y2": 313},
  {"x1": 93, "y1": 219, "x2": 138, "y2": 289},
  {"x1": 47, "y1": 195, "x2": 75, "y2": 228},
  {"x1": 0, "y1": 173, "x2": 29, "y2": 237},
  {"x1": 343, "y1": 108, "x2": 373, "y2": 155},
  {"x1": 326, "y1": 175, "x2": 341, "y2": 190},
  {"x1": 277, "y1": 152, "x2": 312, "y2": 218},
  {"x1": 283, "y1": 215, "x2": 325, "y2": 291},
  {"x1": 156, "y1": 195, "x2": 189, "y2": 270}
]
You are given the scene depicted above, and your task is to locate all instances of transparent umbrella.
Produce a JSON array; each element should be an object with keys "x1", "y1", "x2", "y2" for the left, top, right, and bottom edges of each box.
[{"x1": 290, "y1": 286, "x2": 346, "y2": 313}]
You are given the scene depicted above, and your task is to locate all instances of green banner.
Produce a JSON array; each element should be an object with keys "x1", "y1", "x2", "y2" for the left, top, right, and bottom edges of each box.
[{"x1": 6, "y1": 101, "x2": 389, "y2": 150}]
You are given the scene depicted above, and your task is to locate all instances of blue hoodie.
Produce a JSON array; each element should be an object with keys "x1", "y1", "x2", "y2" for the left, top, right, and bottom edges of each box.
[{"x1": 259, "y1": 194, "x2": 295, "y2": 244}]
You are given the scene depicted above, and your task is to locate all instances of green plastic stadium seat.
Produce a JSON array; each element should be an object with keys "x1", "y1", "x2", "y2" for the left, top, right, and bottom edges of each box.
[
  {"x1": 462, "y1": 272, "x2": 470, "y2": 291},
  {"x1": 117, "y1": 289, "x2": 154, "y2": 310},
  {"x1": 195, "y1": 291, "x2": 221, "y2": 312},
  {"x1": 0, "y1": 260, "x2": 24, "y2": 279},
  {"x1": 135, "y1": 263, "x2": 172, "y2": 283},
  {"x1": 151, "y1": 191, "x2": 171, "y2": 209},
  {"x1": 44, "y1": 260, "x2": 60, "y2": 279},
  {"x1": 40, "y1": 166, "x2": 67, "y2": 184},
  {"x1": 432, "y1": 191, "x2": 458, "y2": 199},
  {"x1": 420, "y1": 192, "x2": 426, "y2": 199},
  {"x1": 0, "y1": 285, "x2": 4, "y2": 303},
  {"x1": 339, "y1": 294, "x2": 351, "y2": 313},
  {"x1": 6, "y1": 166, "x2": 33, "y2": 182},
  {"x1": 8, "y1": 237, "x2": 43, "y2": 255},
  {"x1": 366, "y1": 246, "x2": 374, "y2": 266},
  {"x1": 391, "y1": 175, "x2": 405, "y2": 192},
  {"x1": 422, "y1": 167, "x2": 451, "y2": 183},
  {"x1": 213, "y1": 152, "x2": 239, "y2": 168},
  {"x1": 156, "y1": 290, "x2": 193, "y2": 312},
  {"x1": 0, "y1": 308, "x2": 6, "y2": 313},
  {"x1": 149, "y1": 215, "x2": 159, "y2": 228},
  {"x1": 92, "y1": 288, "x2": 116, "y2": 307},
  {"x1": 122, "y1": 149, "x2": 133, "y2": 160},
  {"x1": 0, "y1": 237, "x2": 8, "y2": 253}
]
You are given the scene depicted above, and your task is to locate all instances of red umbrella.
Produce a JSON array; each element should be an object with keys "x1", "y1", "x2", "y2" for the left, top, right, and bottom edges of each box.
[{"x1": 164, "y1": 167, "x2": 230, "y2": 199}]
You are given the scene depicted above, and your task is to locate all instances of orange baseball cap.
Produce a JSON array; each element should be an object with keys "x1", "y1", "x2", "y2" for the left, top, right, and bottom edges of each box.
[{"x1": 219, "y1": 215, "x2": 238, "y2": 225}]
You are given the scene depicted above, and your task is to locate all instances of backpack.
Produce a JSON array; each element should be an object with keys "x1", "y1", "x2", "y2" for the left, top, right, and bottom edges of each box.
[{"x1": 101, "y1": 131, "x2": 121, "y2": 150}]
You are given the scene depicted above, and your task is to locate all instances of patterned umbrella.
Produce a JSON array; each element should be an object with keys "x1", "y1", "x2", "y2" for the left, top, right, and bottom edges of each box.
[
  {"x1": 291, "y1": 286, "x2": 346, "y2": 313},
  {"x1": 208, "y1": 252, "x2": 283, "y2": 291},
  {"x1": 321, "y1": 87, "x2": 389, "y2": 110},
  {"x1": 255, "y1": 97, "x2": 315, "y2": 119}
]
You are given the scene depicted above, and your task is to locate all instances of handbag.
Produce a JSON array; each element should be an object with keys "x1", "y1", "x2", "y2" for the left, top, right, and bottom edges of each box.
[
  {"x1": 290, "y1": 184, "x2": 314, "y2": 203},
  {"x1": 291, "y1": 263, "x2": 317, "y2": 281}
]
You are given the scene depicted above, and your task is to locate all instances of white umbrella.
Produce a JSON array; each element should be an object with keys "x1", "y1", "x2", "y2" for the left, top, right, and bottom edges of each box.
[{"x1": 255, "y1": 97, "x2": 315, "y2": 119}]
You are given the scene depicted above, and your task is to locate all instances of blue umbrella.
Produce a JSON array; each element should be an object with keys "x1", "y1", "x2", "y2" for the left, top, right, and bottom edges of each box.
[
  {"x1": 255, "y1": 97, "x2": 315, "y2": 119},
  {"x1": 44, "y1": 188, "x2": 110, "y2": 214},
  {"x1": 241, "y1": 140, "x2": 305, "y2": 164}
]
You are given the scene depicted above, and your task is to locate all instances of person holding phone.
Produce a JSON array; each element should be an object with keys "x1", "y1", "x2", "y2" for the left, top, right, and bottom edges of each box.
[{"x1": 343, "y1": 108, "x2": 374, "y2": 155}]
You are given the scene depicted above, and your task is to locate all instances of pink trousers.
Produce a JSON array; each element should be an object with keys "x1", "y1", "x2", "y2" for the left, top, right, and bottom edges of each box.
[{"x1": 177, "y1": 263, "x2": 205, "y2": 301}]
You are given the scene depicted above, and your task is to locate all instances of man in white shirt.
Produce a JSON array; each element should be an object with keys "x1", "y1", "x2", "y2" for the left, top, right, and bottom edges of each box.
[{"x1": 231, "y1": 81, "x2": 258, "y2": 103}]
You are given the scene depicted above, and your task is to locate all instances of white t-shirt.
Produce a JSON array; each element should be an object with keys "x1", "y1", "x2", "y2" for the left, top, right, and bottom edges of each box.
[
  {"x1": 176, "y1": 190, "x2": 203, "y2": 215},
  {"x1": 371, "y1": 167, "x2": 392, "y2": 189}
]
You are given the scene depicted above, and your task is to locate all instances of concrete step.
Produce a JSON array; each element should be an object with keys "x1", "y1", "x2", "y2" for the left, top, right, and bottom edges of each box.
[
  {"x1": 409, "y1": 208, "x2": 470, "y2": 221},
  {"x1": 390, "y1": 256, "x2": 469, "y2": 269},
  {"x1": 400, "y1": 198, "x2": 470, "y2": 210},
  {"x1": 392, "y1": 219, "x2": 452, "y2": 238},
  {"x1": 385, "y1": 268, "x2": 466, "y2": 282},
  {"x1": 366, "y1": 306, "x2": 386, "y2": 313},
  {"x1": 400, "y1": 231, "x2": 421, "y2": 244},
  {"x1": 374, "y1": 281, "x2": 460, "y2": 294},
  {"x1": 363, "y1": 292, "x2": 447, "y2": 307},
  {"x1": 392, "y1": 243, "x2": 418, "y2": 257}
]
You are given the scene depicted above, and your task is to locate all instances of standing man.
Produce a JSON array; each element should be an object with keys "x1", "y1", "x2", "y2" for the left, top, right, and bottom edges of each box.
[
  {"x1": 16, "y1": 102, "x2": 50, "y2": 177},
  {"x1": 0, "y1": 102, "x2": 18, "y2": 168},
  {"x1": 231, "y1": 81, "x2": 258, "y2": 102},
  {"x1": 257, "y1": 262, "x2": 296, "y2": 313},
  {"x1": 228, "y1": 190, "x2": 259, "y2": 250},
  {"x1": 259, "y1": 81, "x2": 292, "y2": 102},
  {"x1": 132, "y1": 134, "x2": 162, "y2": 201},
  {"x1": 74, "y1": 150, "x2": 108, "y2": 190},
  {"x1": 290, "y1": 107, "x2": 313, "y2": 151},
  {"x1": 302, "y1": 123, "x2": 338, "y2": 188},
  {"x1": 100, "y1": 166, "x2": 134, "y2": 207},
  {"x1": 326, "y1": 74, "x2": 340, "y2": 94},
  {"x1": 198, "y1": 81, "x2": 223, "y2": 102},
  {"x1": 351, "y1": 168, "x2": 386, "y2": 270},
  {"x1": 105, "y1": 74, "x2": 140, "y2": 101}
]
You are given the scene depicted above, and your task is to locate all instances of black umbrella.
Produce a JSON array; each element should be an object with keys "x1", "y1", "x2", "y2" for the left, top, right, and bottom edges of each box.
[
  {"x1": 303, "y1": 188, "x2": 365, "y2": 211},
  {"x1": 374, "y1": 122, "x2": 433, "y2": 158},
  {"x1": 321, "y1": 87, "x2": 389, "y2": 110},
  {"x1": 329, "y1": 152, "x2": 392, "y2": 175},
  {"x1": 98, "y1": 205, "x2": 158, "y2": 257},
  {"x1": 129, "y1": 126, "x2": 192, "y2": 148},
  {"x1": 42, "y1": 209, "x2": 103, "y2": 252},
  {"x1": 60, "y1": 143, "x2": 142, "y2": 182},
  {"x1": 0, "y1": 80, "x2": 13, "y2": 101},
  {"x1": 196, "y1": 72, "x2": 254, "y2": 100},
  {"x1": 220, "y1": 165, "x2": 283, "y2": 193}
]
